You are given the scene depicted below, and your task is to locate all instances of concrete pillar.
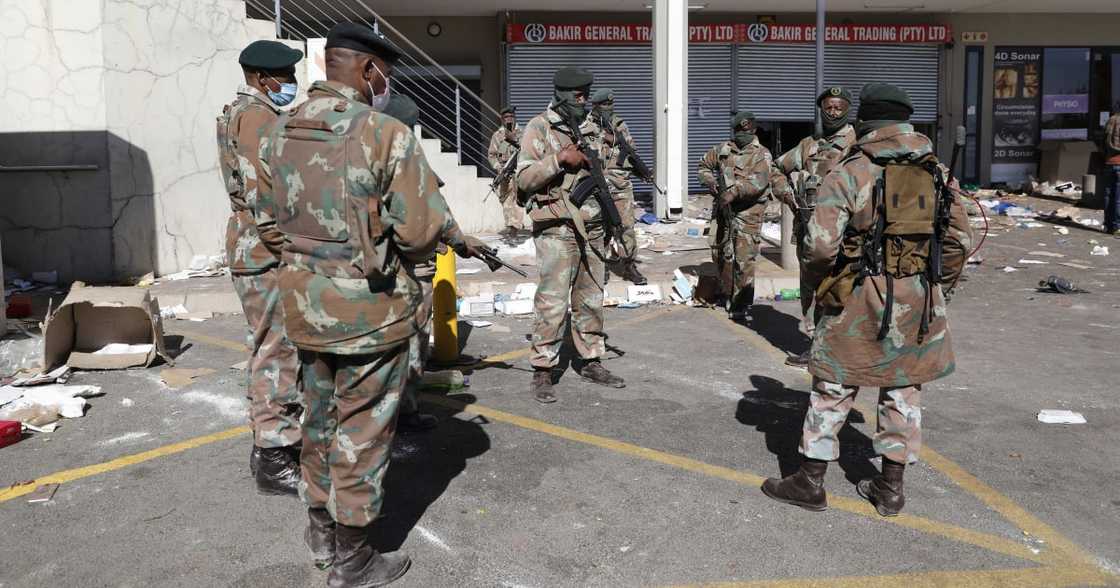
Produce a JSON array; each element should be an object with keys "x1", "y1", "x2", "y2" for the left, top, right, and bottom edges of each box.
[{"x1": 653, "y1": 0, "x2": 687, "y2": 217}]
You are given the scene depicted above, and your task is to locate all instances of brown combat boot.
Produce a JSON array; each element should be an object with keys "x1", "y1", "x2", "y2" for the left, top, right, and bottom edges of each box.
[
  {"x1": 327, "y1": 524, "x2": 410, "y2": 588},
  {"x1": 532, "y1": 369, "x2": 556, "y2": 404},
  {"x1": 761, "y1": 459, "x2": 828, "y2": 511},
  {"x1": 305, "y1": 508, "x2": 336, "y2": 570},
  {"x1": 579, "y1": 360, "x2": 625, "y2": 388},
  {"x1": 857, "y1": 458, "x2": 906, "y2": 517},
  {"x1": 622, "y1": 262, "x2": 648, "y2": 286}
]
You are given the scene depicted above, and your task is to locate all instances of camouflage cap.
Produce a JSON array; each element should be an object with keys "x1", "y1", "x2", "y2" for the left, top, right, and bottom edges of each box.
[
  {"x1": 817, "y1": 86, "x2": 852, "y2": 105},
  {"x1": 238, "y1": 40, "x2": 303, "y2": 70},
  {"x1": 326, "y1": 22, "x2": 404, "y2": 64},
  {"x1": 591, "y1": 88, "x2": 614, "y2": 104},
  {"x1": 731, "y1": 111, "x2": 756, "y2": 130},
  {"x1": 553, "y1": 66, "x2": 594, "y2": 90}
]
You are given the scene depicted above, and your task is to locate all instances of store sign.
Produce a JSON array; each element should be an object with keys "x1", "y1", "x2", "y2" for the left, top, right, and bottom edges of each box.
[
  {"x1": 991, "y1": 47, "x2": 1042, "y2": 185},
  {"x1": 506, "y1": 23, "x2": 947, "y2": 45},
  {"x1": 744, "y1": 23, "x2": 951, "y2": 44}
]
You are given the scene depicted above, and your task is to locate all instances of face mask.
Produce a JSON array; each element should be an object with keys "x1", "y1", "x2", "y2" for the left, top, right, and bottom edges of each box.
[
  {"x1": 553, "y1": 90, "x2": 588, "y2": 124},
  {"x1": 821, "y1": 106, "x2": 849, "y2": 135},
  {"x1": 266, "y1": 79, "x2": 298, "y2": 107},
  {"x1": 367, "y1": 62, "x2": 391, "y2": 111},
  {"x1": 504, "y1": 121, "x2": 515, "y2": 131},
  {"x1": 595, "y1": 105, "x2": 613, "y2": 120},
  {"x1": 734, "y1": 130, "x2": 755, "y2": 148}
]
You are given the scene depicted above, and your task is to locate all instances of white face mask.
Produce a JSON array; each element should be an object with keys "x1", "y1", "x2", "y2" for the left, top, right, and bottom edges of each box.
[{"x1": 367, "y1": 62, "x2": 390, "y2": 111}]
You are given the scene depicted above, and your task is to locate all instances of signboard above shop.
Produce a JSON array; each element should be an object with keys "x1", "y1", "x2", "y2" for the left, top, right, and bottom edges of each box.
[{"x1": 506, "y1": 23, "x2": 951, "y2": 45}]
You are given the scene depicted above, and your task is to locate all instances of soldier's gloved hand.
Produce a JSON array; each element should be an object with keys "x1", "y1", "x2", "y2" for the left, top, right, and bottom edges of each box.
[
  {"x1": 557, "y1": 145, "x2": 588, "y2": 171},
  {"x1": 453, "y1": 235, "x2": 491, "y2": 260}
]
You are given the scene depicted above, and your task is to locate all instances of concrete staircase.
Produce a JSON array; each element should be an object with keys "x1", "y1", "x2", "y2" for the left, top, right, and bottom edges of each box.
[{"x1": 414, "y1": 130, "x2": 508, "y2": 234}]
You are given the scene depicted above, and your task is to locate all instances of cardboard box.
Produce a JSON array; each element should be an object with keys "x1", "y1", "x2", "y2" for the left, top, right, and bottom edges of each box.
[
  {"x1": 43, "y1": 287, "x2": 171, "y2": 371},
  {"x1": 1038, "y1": 140, "x2": 1097, "y2": 183}
]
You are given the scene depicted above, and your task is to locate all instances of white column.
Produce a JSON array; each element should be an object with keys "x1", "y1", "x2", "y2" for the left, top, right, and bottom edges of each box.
[{"x1": 654, "y1": 0, "x2": 687, "y2": 217}]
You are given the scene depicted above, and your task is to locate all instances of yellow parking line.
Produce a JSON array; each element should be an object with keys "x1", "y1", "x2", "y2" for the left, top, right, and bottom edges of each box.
[
  {"x1": 0, "y1": 426, "x2": 251, "y2": 504},
  {"x1": 423, "y1": 394, "x2": 1043, "y2": 564},
  {"x1": 664, "y1": 564, "x2": 1116, "y2": 588}
]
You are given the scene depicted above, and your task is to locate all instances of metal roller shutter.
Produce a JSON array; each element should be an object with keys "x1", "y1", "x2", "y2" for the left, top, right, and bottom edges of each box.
[
  {"x1": 737, "y1": 44, "x2": 940, "y2": 123},
  {"x1": 507, "y1": 45, "x2": 655, "y2": 193},
  {"x1": 688, "y1": 45, "x2": 733, "y2": 192}
]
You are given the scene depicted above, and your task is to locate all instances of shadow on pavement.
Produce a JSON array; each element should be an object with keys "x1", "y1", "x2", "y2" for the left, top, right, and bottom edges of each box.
[
  {"x1": 374, "y1": 393, "x2": 491, "y2": 552},
  {"x1": 748, "y1": 304, "x2": 811, "y2": 357},
  {"x1": 735, "y1": 375, "x2": 878, "y2": 484}
]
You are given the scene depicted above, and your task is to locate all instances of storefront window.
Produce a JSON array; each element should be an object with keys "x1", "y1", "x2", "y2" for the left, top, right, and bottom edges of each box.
[{"x1": 1041, "y1": 47, "x2": 1091, "y2": 141}]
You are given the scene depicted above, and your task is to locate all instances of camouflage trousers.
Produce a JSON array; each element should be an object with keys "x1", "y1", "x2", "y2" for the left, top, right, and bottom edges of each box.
[
  {"x1": 796, "y1": 237, "x2": 817, "y2": 334},
  {"x1": 298, "y1": 344, "x2": 407, "y2": 527},
  {"x1": 799, "y1": 376, "x2": 923, "y2": 465},
  {"x1": 611, "y1": 183, "x2": 639, "y2": 263},
  {"x1": 499, "y1": 179, "x2": 525, "y2": 231},
  {"x1": 401, "y1": 284, "x2": 433, "y2": 416},
  {"x1": 711, "y1": 211, "x2": 761, "y2": 309},
  {"x1": 231, "y1": 270, "x2": 302, "y2": 449},
  {"x1": 531, "y1": 221, "x2": 607, "y2": 369}
]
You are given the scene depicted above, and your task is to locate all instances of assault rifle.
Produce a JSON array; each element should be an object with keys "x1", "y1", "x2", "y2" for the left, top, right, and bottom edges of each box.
[
  {"x1": 563, "y1": 112, "x2": 625, "y2": 242},
  {"x1": 477, "y1": 245, "x2": 528, "y2": 277},
  {"x1": 790, "y1": 172, "x2": 816, "y2": 244},
  {"x1": 603, "y1": 113, "x2": 666, "y2": 195},
  {"x1": 929, "y1": 125, "x2": 967, "y2": 284},
  {"x1": 711, "y1": 163, "x2": 738, "y2": 302}
]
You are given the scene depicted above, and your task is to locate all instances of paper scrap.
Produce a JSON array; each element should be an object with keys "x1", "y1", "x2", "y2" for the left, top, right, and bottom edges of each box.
[
  {"x1": 93, "y1": 343, "x2": 154, "y2": 355},
  {"x1": 467, "y1": 320, "x2": 493, "y2": 328},
  {"x1": 1017, "y1": 259, "x2": 1049, "y2": 265},
  {"x1": 1027, "y1": 251, "x2": 1065, "y2": 258},
  {"x1": 455, "y1": 268, "x2": 482, "y2": 275},
  {"x1": 230, "y1": 361, "x2": 248, "y2": 371},
  {"x1": 1037, "y1": 409, "x2": 1086, "y2": 425},
  {"x1": 627, "y1": 284, "x2": 662, "y2": 304},
  {"x1": 1058, "y1": 262, "x2": 1093, "y2": 270},
  {"x1": 160, "y1": 367, "x2": 215, "y2": 389},
  {"x1": 26, "y1": 483, "x2": 59, "y2": 503},
  {"x1": 1090, "y1": 245, "x2": 1109, "y2": 256},
  {"x1": 1002, "y1": 266, "x2": 1019, "y2": 273},
  {"x1": 10, "y1": 365, "x2": 71, "y2": 387}
]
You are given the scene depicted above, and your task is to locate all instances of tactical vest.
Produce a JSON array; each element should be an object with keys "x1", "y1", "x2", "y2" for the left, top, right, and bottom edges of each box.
[
  {"x1": 816, "y1": 154, "x2": 948, "y2": 341},
  {"x1": 216, "y1": 102, "x2": 246, "y2": 208},
  {"x1": 269, "y1": 103, "x2": 397, "y2": 283}
]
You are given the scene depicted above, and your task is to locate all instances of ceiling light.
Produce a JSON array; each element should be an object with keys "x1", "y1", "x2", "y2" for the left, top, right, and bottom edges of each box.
[{"x1": 644, "y1": 3, "x2": 708, "y2": 9}]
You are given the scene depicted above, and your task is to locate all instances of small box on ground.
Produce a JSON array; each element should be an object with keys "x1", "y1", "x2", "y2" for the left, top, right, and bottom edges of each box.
[{"x1": 43, "y1": 286, "x2": 171, "y2": 371}]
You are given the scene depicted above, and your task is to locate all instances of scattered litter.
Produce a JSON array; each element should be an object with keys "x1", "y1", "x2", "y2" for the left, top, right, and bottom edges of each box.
[
  {"x1": 0, "y1": 419, "x2": 21, "y2": 448},
  {"x1": 966, "y1": 255, "x2": 984, "y2": 264},
  {"x1": 1057, "y1": 227, "x2": 1070, "y2": 235},
  {"x1": 1037, "y1": 275, "x2": 1088, "y2": 294},
  {"x1": 1078, "y1": 218, "x2": 1103, "y2": 228},
  {"x1": 230, "y1": 361, "x2": 248, "y2": 371},
  {"x1": 685, "y1": 227, "x2": 701, "y2": 237},
  {"x1": 467, "y1": 320, "x2": 493, "y2": 328},
  {"x1": 94, "y1": 343, "x2": 155, "y2": 355},
  {"x1": 761, "y1": 222, "x2": 782, "y2": 243},
  {"x1": 627, "y1": 284, "x2": 662, "y2": 304},
  {"x1": 455, "y1": 268, "x2": 482, "y2": 275},
  {"x1": 160, "y1": 367, "x2": 215, "y2": 389},
  {"x1": 0, "y1": 333, "x2": 42, "y2": 377},
  {"x1": 639, "y1": 212, "x2": 659, "y2": 225},
  {"x1": 994, "y1": 203, "x2": 1034, "y2": 218},
  {"x1": 618, "y1": 301, "x2": 642, "y2": 309},
  {"x1": 661, "y1": 251, "x2": 673, "y2": 256},
  {"x1": 10, "y1": 366, "x2": 71, "y2": 387},
  {"x1": 1017, "y1": 259, "x2": 1049, "y2": 265},
  {"x1": 1021, "y1": 222, "x2": 1045, "y2": 228},
  {"x1": 422, "y1": 370, "x2": 467, "y2": 390},
  {"x1": 0, "y1": 383, "x2": 104, "y2": 429},
  {"x1": 1091, "y1": 245, "x2": 1109, "y2": 256},
  {"x1": 159, "y1": 304, "x2": 189, "y2": 319},
  {"x1": 460, "y1": 294, "x2": 495, "y2": 317},
  {"x1": 120, "y1": 397, "x2": 134, "y2": 407},
  {"x1": 1037, "y1": 409, "x2": 1086, "y2": 425},
  {"x1": 26, "y1": 483, "x2": 59, "y2": 503},
  {"x1": 1027, "y1": 251, "x2": 1064, "y2": 258},
  {"x1": 1058, "y1": 262, "x2": 1093, "y2": 270},
  {"x1": 1002, "y1": 266, "x2": 1019, "y2": 273},
  {"x1": 43, "y1": 287, "x2": 171, "y2": 371},
  {"x1": 672, "y1": 269, "x2": 694, "y2": 301}
]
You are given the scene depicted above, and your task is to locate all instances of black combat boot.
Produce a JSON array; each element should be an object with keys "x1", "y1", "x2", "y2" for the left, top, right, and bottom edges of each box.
[
  {"x1": 305, "y1": 508, "x2": 336, "y2": 570},
  {"x1": 328, "y1": 524, "x2": 411, "y2": 588},
  {"x1": 785, "y1": 350, "x2": 811, "y2": 369},
  {"x1": 579, "y1": 360, "x2": 625, "y2": 389},
  {"x1": 255, "y1": 446, "x2": 301, "y2": 496},
  {"x1": 857, "y1": 458, "x2": 906, "y2": 517},
  {"x1": 397, "y1": 411, "x2": 438, "y2": 434},
  {"x1": 249, "y1": 446, "x2": 261, "y2": 478},
  {"x1": 532, "y1": 369, "x2": 556, "y2": 404},
  {"x1": 760, "y1": 459, "x2": 828, "y2": 511},
  {"x1": 623, "y1": 262, "x2": 648, "y2": 286}
]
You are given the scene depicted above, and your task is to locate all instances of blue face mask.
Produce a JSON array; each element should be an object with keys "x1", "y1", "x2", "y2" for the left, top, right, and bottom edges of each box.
[{"x1": 266, "y1": 81, "x2": 298, "y2": 107}]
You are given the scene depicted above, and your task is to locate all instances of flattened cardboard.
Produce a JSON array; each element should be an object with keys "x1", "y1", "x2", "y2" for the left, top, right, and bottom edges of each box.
[{"x1": 43, "y1": 287, "x2": 171, "y2": 371}]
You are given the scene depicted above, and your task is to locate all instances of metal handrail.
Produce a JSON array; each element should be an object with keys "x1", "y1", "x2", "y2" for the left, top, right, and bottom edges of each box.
[{"x1": 0, "y1": 163, "x2": 99, "y2": 172}]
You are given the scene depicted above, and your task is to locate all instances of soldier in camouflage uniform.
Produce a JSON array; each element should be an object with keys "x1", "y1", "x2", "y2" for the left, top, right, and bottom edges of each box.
[
  {"x1": 215, "y1": 40, "x2": 304, "y2": 496},
  {"x1": 586, "y1": 88, "x2": 647, "y2": 286},
  {"x1": 698, "y1": 111, "x2": 791, "y2": 321},
  {"x1": 517, "y1": 66, "x2": 626, "y2": 404},
  {"x1": 254, "y1": 23, "x2": 484, "y2": 585},
  {"x1": 488, "y1": 106, "x2": 525, "y2": 236},
  {"x1": 775, "y1": 87, "x2": 857, "y2": 369},
  {"x1": 762, "y1": 84, "x2": 973, "y2": 517}
]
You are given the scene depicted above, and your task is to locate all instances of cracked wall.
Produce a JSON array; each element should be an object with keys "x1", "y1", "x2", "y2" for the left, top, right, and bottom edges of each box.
[{"x1": 1, "y1": 0, "x2": 287, "y2": 281}]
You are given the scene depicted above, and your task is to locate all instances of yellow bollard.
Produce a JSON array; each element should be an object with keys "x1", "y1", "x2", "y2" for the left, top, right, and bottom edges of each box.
[{"x1": 432, "y1": 248, "x2": 459, "y2": 363}]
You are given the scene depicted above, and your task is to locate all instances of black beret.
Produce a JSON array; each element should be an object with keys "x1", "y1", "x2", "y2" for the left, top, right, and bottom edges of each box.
[
  {"x1": 382, "y1": 94, "x2": 420, "y2": 128},
  {"x1": 500, "y1": 105, "x2": 516, "y2": 115},
  {"x1": 238, "y1": 40, "x2": 303, "y2": 70},
  {"x1": 817, "y1": 86, "x2": 852, "y2": 105},
  {"x1": 859, "y1": 83, "x2": 913, "y2": 114},
  {"x1": 591, "y1": 88, "x2": 614, "y2": 104},
  {"x1": 326, "y1": 22, "x2": 404, "y2": 64},
  {"x1": 731, "y1": 111, "x2": 756, "y2": 129},
  {"x1": 553, "y1": 66, "x2": 594, "y2": 90}
]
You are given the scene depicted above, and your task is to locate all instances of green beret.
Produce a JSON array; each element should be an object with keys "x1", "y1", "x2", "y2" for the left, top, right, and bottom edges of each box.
[
  {"x1": 591, "y1": 88, "x2": 614, "y2": 104},
  {"x1": 500, "y1": 105, "x2": 516, "y2": 115},
  {"x1": 859, "y1": 82, "x2": 913, "y2": 114},
  {"x1": 731, "y1": 111, "x2": 756, "y2": 130},
  {"x1": 382, "y1": 94, "x2": 420, "y2": 128},
  {"x1": 326, "y1": 22, "x2": 403, "y2": 64},
  {"x1": 553, "y1": 66, "x2": 594, "y2": 90},
  {"x1": 817, "y1": 86, "x2": 852, "y2": 105},
  {"x1": 238, "y1": 40, "x2": 303, "y2": 70}
]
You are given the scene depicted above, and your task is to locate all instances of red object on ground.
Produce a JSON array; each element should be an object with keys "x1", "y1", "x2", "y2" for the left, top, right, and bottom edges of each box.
[
  {"x1": 0, "y1": 420, "x2": 22, "y2": 449},
  {"x1": 7, "y1": 294, "x2": 32, "y2": 318}
]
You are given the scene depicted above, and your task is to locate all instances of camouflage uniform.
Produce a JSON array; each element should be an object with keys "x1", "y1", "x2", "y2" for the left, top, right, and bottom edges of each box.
[
  {"x1": 488, "y1": 126, "x2": 525, "y2": 231},
  {"x1": 516, "y1": 107, "x2": 609, "y2": 369},
  {"x1": 585, "y1": 112, "x2": 640, "y2": 263},
  {"x1": 799, "y1": 123, "x2": 972, "y2": 464},
  {"x1": 697, "y1": 138, "x2": 790, "y2": 309},
  {"x1": 216, "y1": 85, "x2": 302, "y2": 449},
  {"x1": 255, "y1": 80, "x2": 463, "y2": 526},
  {"x1": 776, "y1": 124, "x2": 857, "y2": 324}
]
